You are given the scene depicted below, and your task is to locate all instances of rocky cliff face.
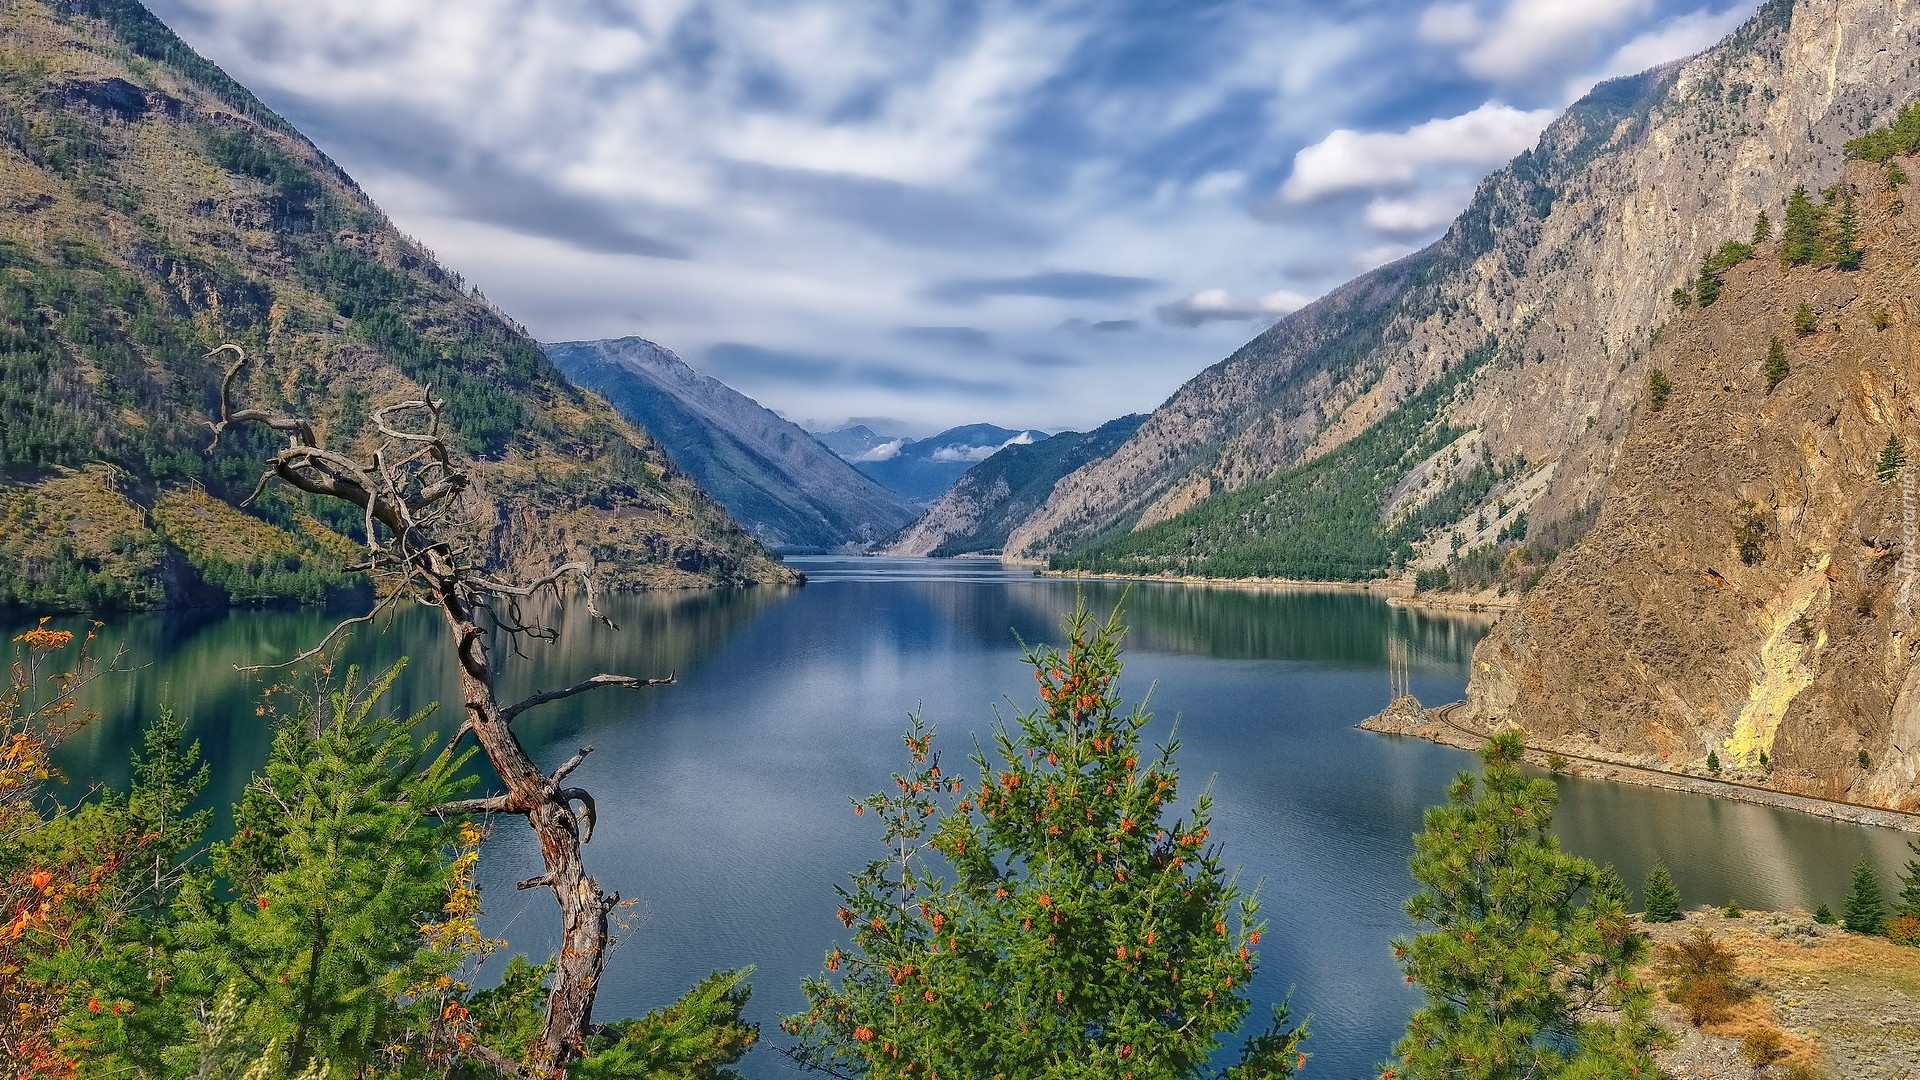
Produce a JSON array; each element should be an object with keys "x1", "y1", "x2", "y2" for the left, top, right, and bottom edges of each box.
[
  {"x1": 1009, "y1": 0, "x2": 1920, "y2": 567},
  {"x1": 1465, "y1": 156, "x2": 1919, "y2": 811},
  {"x1": 547, "y1": 337, "x2": 920, "y2": 552},
  {"x1": 881, "y1": 414, "x2": 1145, "y2": 557},
  {"x1": 0, "y1": 0, "x2": 792, "y2": 609}
]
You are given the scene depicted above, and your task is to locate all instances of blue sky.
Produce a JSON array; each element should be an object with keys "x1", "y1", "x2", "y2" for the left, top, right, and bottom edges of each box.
[{"x1": 146, "y1": 0, "x2": 1759, "y2": 435}]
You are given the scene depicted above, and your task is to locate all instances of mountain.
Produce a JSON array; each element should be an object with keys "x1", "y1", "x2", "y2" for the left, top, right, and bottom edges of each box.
[
  {"x1": 1464, "y1": 150, "x2": 1919, "y2": 812},
  {"x1": 545, "y1": 337, "x2": 920, "y2": 552},
  {"x1": 818, "y1": 423, "x2": 1050, "y2": 505},
  {"x1": 0, "y1": 0, "x2": 793, "y2": 611},
  {"x1": 1009, "y1": 0, "x2": 1919, "y2": 578},
  {"x1": 882, "y1": 414, "x2": 1146, "y2": 557}
]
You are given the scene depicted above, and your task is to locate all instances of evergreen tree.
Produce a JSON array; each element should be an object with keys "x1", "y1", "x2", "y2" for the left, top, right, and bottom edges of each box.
[
  {"x1": 1643, "y1": 862, "x2": 1682, "y2": 923},
  {"x1": 172, "y1": 662, "x2": 479, "y2": 1074},
  {"x1": 1879, "y1": 436, "x2": 1908, "y2": 482},
  {"x1": 1843, "y1": 860, "x2": 1887, "y2": 935},
  {"x1": 1780, "y1": 186, "x2": 1824, "y2": 267},
  {"x1": 1793, "y1": 302, "x2": 1818, "y2": 336},
  {"x1": 1694, "y1": 254, "x2": 1722, "y2": 307},
  {"x1": 1765, "y1": 338, "x2": 1790, "y2": 392},
  {"x1": 1670, "y1": 286, "x2": 1692, "y2": 309},
  {"x1": 1648, "y1": 369, "x2": 1672, "y2": 411},
  {"x1": 1386, "y1": 732, "x2": 1666, "y2": 1080},
  {"x1": 786, "y1": 602, "x2": 1306, "y2": 1080},
  {"x1": 1813, "y1": 903, "x2": 1836, "y2": 925},
  {"x1": 1706, "y1": 751, "x2": 1721, "y2": 774},
  {"x1": 1832, "y1": 192, "x2": 1865, "y2": 269},
  {"x1": 1899, "y1": 842, "x2": 1920, "y2": 918},
  {"x1": 1752, "y1": 209, "x2": 1773, "y2": 242}
]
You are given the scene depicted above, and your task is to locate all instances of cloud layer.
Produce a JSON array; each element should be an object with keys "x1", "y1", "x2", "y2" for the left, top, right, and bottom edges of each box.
[{"x1": 143, "y1": 0, "x2": 1759, "y2": 433}]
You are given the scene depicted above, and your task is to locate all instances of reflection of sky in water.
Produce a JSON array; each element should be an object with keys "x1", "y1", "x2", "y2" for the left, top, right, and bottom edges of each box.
[{"x1": 18, "y1": 558, "x2": 1916, "y2": 1079}]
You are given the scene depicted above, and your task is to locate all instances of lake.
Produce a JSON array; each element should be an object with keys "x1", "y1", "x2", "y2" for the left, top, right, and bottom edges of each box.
[{"x1": 28, "y1": 556, "x2": 1918, "y2": 1079}]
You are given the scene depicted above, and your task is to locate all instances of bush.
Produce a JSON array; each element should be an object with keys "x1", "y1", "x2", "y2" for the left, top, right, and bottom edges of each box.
[
  {"x1": 1723, "y1": 898, "x2": 1743, "y2": 918},
  {"x1": 1648, "y1": 368, "x2": 1672, "y2": 410},
  {"x1": 1741, "y1": 1028, "x2": 1790, "y2": 1068},
  {"x1": 1793, "y1": 302, "x2": 1818, "y2": 336},
  {"x1": 1654, "y1": 927, "x2": 1748, "y2": 1026},
  {"x1": 1765, "y1": 338, "x2": 1790, "y2": 391},
  {"x1": 1887, "y1": 914, "x2": 1920, "y2": 946}
]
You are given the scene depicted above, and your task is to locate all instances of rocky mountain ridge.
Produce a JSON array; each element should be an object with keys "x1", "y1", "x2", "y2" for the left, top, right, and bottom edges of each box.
[
  {"x1": 819, "y1": 423, "x2": 1050, "y2": 505},
  {"x1": 881, "y1": 414, "x2": 1146, "y2": 557},
  {"x1": 1008, "y1": 0, "x2": 1920, "y2": 575},
  {"x1": 0, "y1": 0, "x2": 794, "y2": 610},
  {"x1": 547, "y1": 337, "x2": 919, "y2": 552}
]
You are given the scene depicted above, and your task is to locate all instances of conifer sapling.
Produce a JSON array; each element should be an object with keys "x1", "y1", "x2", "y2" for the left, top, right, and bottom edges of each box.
[
  {"x1": 1643, "y1": 861, "x2": 1682, "y2": 923},
  {"x1": 1843, "y1": 860, "x2": 1887, "y2": 935}
]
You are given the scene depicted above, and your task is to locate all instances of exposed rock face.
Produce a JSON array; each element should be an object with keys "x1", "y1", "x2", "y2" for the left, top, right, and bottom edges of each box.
[
  {"x1": 1009, "y1": 0, "x2": 1920, "y2": 564},
  {"x1": 1466, "y1": 157, "x2": 1919, "y2": 811},
  {"x1": 547, "y1": 337, "x2": 919, "y2": 552},
  {"x1": 882, "y1": 414, "x2": 1145, "y2": 557},
  {"x1": 0, "y1": 0, "x2": 793, "y2": 608},
  {"x1": 833, "y1": 424, "x2": 1051, "y2": 506}
]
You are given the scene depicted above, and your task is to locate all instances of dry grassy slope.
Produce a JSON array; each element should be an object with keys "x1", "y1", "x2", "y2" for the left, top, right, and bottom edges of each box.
[
  {"x1": 0, "y1": 0, "x2": 792, "y2": 608},
  {"x1": 1008, "y1": 0, "x2": 1920, "y2": 562},
  {"x1": 1465, "y1": 157, "x2": 1920, "y2": 811}
]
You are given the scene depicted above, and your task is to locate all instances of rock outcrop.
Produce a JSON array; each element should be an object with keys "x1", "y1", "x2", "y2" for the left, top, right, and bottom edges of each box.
[{"x1": 1465, "y1": 156, "x2": 1920, "y2": 811}]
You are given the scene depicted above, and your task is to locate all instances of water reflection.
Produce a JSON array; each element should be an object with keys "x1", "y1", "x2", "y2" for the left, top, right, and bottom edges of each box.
[{"x1": 10, "y1": 557, "x2": 1915, "y2": 1080}]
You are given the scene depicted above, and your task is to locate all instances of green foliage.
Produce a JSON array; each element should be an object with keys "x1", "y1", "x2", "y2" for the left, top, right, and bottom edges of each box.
[
  {"x1": 1843, "y1": 860, "x2": 1886, "y2": 935},
  {"x1": 1792, "y1": 302, "x2": 1817, "y2": 337},
  {"x1": 1831, "y1": 193, "x2": 1864, "y2": 269},
  {"x1": 1670, "y1": 286, "x2": 1692, "y2": 309},
  {"x1": 1860, "y1": 748, "x2": 1872, "y2": 769},
  {"x1": 1694, "y1": 239, "x2": 1754, "y2": 308},
  {"x1": 1642, "y1": 862, "x2": 1682, "y2": 923},
  {"x1": 1843, "y1": 98, "x2": 1920, "y2": 162},
  {"x1": 1892, "y1": 162, "x2": 1911, "y2": 189},
  {"x1": 1387, "y1": 732, "x2": 1666, "y2": 1079},
  {"x1": 1414, "y1": 566, "x2": 1450, "y2": 593},
  {"x1": 1723, "y1": 898, "x2": 1742, "y2": 918},
  {"x1": 1813, "y1": 903, "x2": 1836, "y2": 925},
  {"x1": 1057, "y1": 345, "x2": 1494, "y2": 581},
  {"x1": 1647, "y1": 368, "x2": 1672, "y2": 411},
  {"x1": 1693, "y1": 254, "x2": 1721, "y2": 308},
  {"x1": 1764, "y1": 338, "x2": 1790, "y2": 391},
  {"x1": 574, "y1": 968, "x2": 758, "y2": 1080},
  {"x1": 1751, "y1": 209, "x2": 1773, "y2": 243},
  {"x1": 1706, "y1": 750, "x2": 1721, "y2": 774},
  {"x1": 1879, "y1": 436, "x2": 1908, "y2": 482},
  {"x1": 169, "y1": 662, "x2": 477, "y2": 1074},
  {"x1": 1898, "y1": 842, "x2": 1920, "y2": 919},
  {"x1": 1780, "y1": 186, "x2": 1825, "y2": 268},
  {"x1": 786, "y1": 602, "x2": 1306, "y2": 1080}
]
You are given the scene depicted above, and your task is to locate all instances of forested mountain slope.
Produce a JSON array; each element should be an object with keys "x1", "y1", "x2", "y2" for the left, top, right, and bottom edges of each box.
[
  {"x1": 1466, "y1": 149, "x2": 1920, "y2": 812},
  {"x1": 1010, "y1": 0, "x2": 1920, "y2": 577},
  {"x1": 0, "y1": 0, "x2": 792, "y2": 610},
  {"x1": 881, "y1": 413, "x2": 1145, "y2": 557},
  {"x1": 547, "y1": 337, "x2": 919, "y2": 552}
]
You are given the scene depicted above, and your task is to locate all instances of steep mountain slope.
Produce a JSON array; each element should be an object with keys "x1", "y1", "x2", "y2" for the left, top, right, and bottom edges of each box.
[
  {"x1": 836, "y1": 424, "x2": 1049, "y2": 505},
  {"x1": 1009, "y1": 0, "x2": 1920, "y2": 573},
  {"x1": 1464, "y1": 152, "x2": 1918, "y2": 811},
  {"x1": 0, "y1": 0, "x2": 793, "y2": 610},
  {"x1": 881, "y1": 414, "x2": 1145, "y2": 557},
  {"x1": 546, "y1": 337, "x2": 920, "y2": 552}
]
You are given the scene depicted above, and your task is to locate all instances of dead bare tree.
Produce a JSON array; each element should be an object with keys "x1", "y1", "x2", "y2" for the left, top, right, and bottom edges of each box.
[{"x1": 206, "y1": 343, "x2": 671, "y2": 1076}]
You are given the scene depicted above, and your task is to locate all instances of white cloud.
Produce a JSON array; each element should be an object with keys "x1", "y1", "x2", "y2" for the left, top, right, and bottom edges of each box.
[
  {"x1": 1571, "y1": 4, "x2": 1756, "y2": 96},
  {"x1": 855, "y1": 439, "x2": 910, "y2": 462},
  {"x1": 1458, "y1": 0, "x2": 1654, "y2": 80},
  {"x1": 1281, "y1": 101, "x2": 1555, "y2": 201},
  {"x1": 1350, "y1": 243, "x2": 1419, "y2": 271},
  {"x1": 1417, "y1": 2, "x2": 1484, "y2": 44},
  {"x1": 1363, "y1": 187, "x2": 1477, "y2": 233},
  {"x1": 1156, "y1": 288, "x2": 1310, "y2": 327}
]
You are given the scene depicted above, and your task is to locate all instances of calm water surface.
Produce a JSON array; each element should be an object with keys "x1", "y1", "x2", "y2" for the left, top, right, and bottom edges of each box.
[{"x1": 31, "y1": 557, "x2": 1917, "y2": 1079}]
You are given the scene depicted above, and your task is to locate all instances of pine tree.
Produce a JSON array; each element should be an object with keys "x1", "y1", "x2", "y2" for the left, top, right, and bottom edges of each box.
[
  {"x1": 1752, "y1": 209, "x2": 1773, "y2": 242},
  {"x1": 1387, "y1": 732, "x2": 1666, "y2": 1079},
  {"x1": 172, "y1": 662, "x2": 479, "y2": 1074},
  {"x1": 1780, "y1": 185, "x2": 1824, "y2": 267},
  {"x1": 1764, "y1": 338, "x2": 1790, "y2": 391},
  {"x1": 1644, "y1": 861, "x2": 1682, "y2": 923},
  {"x1": 786, "y1": 602, "x2": 1306, "y2": 1080},
  {"x1": 1843, "y1": 860, "x2": 1887, "y2": 935},
  {"x1": 1833, "y1": 192, "x2": 1865, "y2": 268},
  {"x1": 1648, "y1": 368, "x2": 1672, "y2": 411},
  {"x1": 1897, "y1": 842, "x2": 1920, "y2": 919},
  {"x1": 1814, "y1": 903, "x2": 1836, "y2": 925},
  {"x1": 1706, "y1": 750, "x2": 1722, "y2": 774},
  {"x1": 1694, "y1": 254, "x2": 1722, "y2": 307},
  {"x1": 1879, "y1": 436, "x2": 1908, "y2": 482}
]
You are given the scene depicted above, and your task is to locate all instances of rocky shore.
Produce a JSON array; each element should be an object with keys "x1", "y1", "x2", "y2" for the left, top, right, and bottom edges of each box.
[{"x1": 1361, "y1": 696, "x2": 1920, "y2": 834}]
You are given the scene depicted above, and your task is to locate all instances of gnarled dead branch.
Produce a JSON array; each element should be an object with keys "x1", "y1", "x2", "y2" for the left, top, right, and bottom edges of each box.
[{"x1": 207, "y1": 344, "x2": 668, "y2": 1075}]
